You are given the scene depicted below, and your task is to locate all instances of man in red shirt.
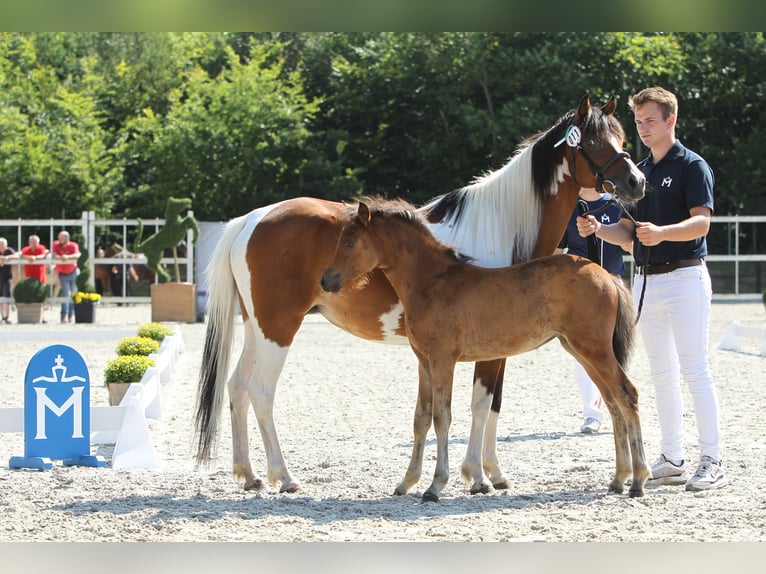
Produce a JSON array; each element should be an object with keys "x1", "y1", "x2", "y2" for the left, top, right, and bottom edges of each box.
[
  {"x1": 52, "y1": 230, "x2": 81, "y2": 323},
  {"x1": 20, "y1": 234, "x2": 48, "y2": 283}
]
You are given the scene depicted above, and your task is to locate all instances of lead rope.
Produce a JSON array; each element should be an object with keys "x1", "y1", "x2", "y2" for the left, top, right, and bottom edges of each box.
[{"x1": 584, "y1": 197, "x2": 647, "y2": 324}]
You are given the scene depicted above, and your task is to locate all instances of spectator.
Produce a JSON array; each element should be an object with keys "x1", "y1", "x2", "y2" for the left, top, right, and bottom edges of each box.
[
  {"x1": 0, "y1": 237, "x2": 18, "y2": 323},
  {"x1": 52, "y1": 230, "x2": 81, "y2": 323},
  {"x1": 20, "y1": 234, "x2": 48, "y2": 283}
]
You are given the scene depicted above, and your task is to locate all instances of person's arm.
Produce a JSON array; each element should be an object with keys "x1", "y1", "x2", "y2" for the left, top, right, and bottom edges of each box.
[
  {"x1": 633, "y1": 206, "x2": 711, "y2": 246},
  {"x1": 576, "y1": 215, "x2": 635, "y2": 246}
]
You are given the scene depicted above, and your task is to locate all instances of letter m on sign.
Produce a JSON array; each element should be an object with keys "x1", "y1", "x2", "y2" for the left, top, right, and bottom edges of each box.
[{"x1": 23, "y1": 345, "x2": 92, "y2": 461}]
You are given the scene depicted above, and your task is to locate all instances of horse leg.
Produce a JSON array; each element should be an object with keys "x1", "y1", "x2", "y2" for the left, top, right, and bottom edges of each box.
[
  {"x1": 580, "y1": 356, "x2": 649, "y2": 497},
  {"x1": 460, "y1": 377, "x2": 493, "y2": 495},
  {"x1": 475, "y1": 359, "x2": 511, "y2": 489},
  {"x1": 228, "y1": 324, "x2": 263, "y2": 491},
  {"x1": 394, "y1": 358, "x2": 432, "y2": 496},
  {"x1": 248, "y1": 323, "x2": 299, "y2": 493},
  {"x1": 422, "y1": 359, "x2": 456, "y2": 502}
]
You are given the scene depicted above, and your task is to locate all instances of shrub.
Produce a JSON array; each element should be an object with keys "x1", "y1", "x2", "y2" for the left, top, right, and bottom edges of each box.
[
  {"x1": 137, "y1": 322, "x2": 174, "y2": 342},
  {"x1": 104, "y1": 355, "x2": 155, "y2": 384},
  {"x1": 13, "y1": 277, "x2": 48, "y2": 303},
  {"x1": 117, "y1": 336, "x2": 159, "y2": 356}
]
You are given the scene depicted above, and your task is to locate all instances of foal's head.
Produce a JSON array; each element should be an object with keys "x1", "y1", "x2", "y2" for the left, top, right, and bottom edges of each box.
[{"x1": 321, "y1": 198, "x2": 446, "y2": 293}]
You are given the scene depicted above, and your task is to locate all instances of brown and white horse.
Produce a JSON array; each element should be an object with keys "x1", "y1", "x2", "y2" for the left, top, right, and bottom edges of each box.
[
  {"x1": 194, "y1": 95, "x2": 646, "y2": 493},
  {"x1": 320, "y1": 198, "x2": 650, "y2": 501}
]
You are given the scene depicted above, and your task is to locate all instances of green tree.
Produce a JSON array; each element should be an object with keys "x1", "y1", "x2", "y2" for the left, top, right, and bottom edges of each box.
[{"x1": 115, "y1": 41, "x2": 357, "y2": 220}]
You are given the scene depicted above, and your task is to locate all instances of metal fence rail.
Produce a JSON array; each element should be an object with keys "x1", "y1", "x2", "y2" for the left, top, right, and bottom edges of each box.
[
  {"x1": 0, "y1": 211, "x2": 195, "y2": 306},
  {"x1": 1, "y1": 213, "x2": 764, "y2": 304}
]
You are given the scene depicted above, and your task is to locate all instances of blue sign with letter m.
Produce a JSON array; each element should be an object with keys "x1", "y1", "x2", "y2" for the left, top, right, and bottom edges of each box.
[{"x1": 10, "y1": 344, "x2": 104, "y2": 469}]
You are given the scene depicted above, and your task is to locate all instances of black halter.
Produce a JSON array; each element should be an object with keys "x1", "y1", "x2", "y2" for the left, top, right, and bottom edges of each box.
[{"x1": 570, "y1": 144, "x2": 631, "y2": 196}]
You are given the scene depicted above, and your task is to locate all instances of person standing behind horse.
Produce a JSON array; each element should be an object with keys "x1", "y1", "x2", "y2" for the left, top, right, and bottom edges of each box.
[
  {"x1": 20, "y1": 234, "x2": 49, "y2": 284},
  {"x1": 52, "y1": 230, "x2": 80, "y2": 323},
  {"x1": 0, "y1": 237, "x2": 18, "y2": 323},
  {"x1": 577, "y1": 86, "x2": 726, "y2": 491},
  {"x1": 556, "y1": 187, "x2": 631, "y2": 434}
]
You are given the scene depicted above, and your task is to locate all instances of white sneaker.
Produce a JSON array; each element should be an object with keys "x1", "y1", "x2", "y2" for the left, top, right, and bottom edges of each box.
[
  {"x1": 580, "y1": 417, "x2": 601, "y2": 434},
  {"x1": 685, "y1": 456, "x2": 728, "y2": 492},
  {"x1": 646, "y1": 454, "x2": 689, "y2": 487}
]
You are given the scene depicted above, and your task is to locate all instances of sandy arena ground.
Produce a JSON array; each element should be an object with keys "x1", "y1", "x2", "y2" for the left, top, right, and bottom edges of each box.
[{"x1": 0, "y1": 300, "x2": 764, "y2": 552}]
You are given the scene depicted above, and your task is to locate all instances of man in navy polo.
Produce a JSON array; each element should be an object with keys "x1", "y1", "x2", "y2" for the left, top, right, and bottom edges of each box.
[{"x1": 576, "y1": 86, "x2": 727, "y2": 492}]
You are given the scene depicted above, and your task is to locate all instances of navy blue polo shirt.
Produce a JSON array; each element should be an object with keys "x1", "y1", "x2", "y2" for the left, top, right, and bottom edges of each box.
[
  {"x1": 626, "y1": 140, "x2": 714, "y2": 266},
  {"x1": 559, "y1": 194, "x2": 626, "y2": 275}
]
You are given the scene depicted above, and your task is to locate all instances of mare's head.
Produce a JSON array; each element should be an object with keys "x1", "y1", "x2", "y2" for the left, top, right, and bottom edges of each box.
[{"x1": 542, "y1": 94, "x2": 645, "y2": 202}]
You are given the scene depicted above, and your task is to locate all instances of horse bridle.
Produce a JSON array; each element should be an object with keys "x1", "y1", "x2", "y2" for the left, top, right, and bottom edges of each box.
[
  {"x1": 570, "y1": 141, "x2": 630, "y2": 196},
  {"x1": 557, "y1": 122, "x2": 631, "y2": 195}
]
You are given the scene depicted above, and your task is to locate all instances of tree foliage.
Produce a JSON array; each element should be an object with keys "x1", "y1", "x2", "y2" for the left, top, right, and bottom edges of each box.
[{"x1": 1, "y1": 31, "x2": 765, "y2": 229}]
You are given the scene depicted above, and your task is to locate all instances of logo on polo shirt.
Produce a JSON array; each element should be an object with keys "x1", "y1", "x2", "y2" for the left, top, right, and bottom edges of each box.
[{"x1": 662, "y1": 176, "x2": 673, "y2": 187}]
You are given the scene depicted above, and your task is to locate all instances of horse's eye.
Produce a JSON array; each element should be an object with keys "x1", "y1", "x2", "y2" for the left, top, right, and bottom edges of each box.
[{"x1": 345, "y1": 240, "x2": 355, "y2": 249}]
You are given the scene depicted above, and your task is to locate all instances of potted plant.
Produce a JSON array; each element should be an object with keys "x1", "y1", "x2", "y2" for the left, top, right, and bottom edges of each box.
[
  {"x1": 137, "y1": 322, "x2": 175, "y2": 343},
  {"x1": 134, "y1": 197, "x2": 200, "y2": 323},
  {"x1": 72, "y1": 290, "x2": 101, "y2": 323},
  {"x1": 13, "y1": 277, "x2": 48, "y2": 323},
  {"x1": 117, "y1": 336, "x2": 160, "y2": 357},
  {"x1": 104, "y1": 354, "x2": 156, "y2": 406},
  {"x1": 73, "y1": 249, "x2": 101, "y2": 323}
]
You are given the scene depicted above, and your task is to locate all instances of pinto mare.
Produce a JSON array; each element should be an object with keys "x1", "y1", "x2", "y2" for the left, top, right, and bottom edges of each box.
[
  {"x1": 194, "y1": 95, "x2": 646, "y2": 493},
  {"x1": 321, "y1": 199, "x2": 650, "y2": 501}
]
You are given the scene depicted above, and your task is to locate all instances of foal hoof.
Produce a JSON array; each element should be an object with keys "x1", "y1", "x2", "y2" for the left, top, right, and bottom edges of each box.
[
  {"x1": 492, "y1": 478, "x2": 511, "y2": 490},
  {"x1": 607, "y1": 484, "x2": 625, "y2": 495},
  {"x1": 280, "y1": 482, "x2": 300, "y2": 494},
  {"x1": 244, "y1": 478, "x2": 265, "y2": 492},
  {"x1": 421, "y1": 491, "x2": 440, "y2": 503},
  {"x1": 628, "y1": 488, "x2": 645, "y2": 498},
  {"x1": 470, "y1": 482, "x2": 490, "y2": 495}
]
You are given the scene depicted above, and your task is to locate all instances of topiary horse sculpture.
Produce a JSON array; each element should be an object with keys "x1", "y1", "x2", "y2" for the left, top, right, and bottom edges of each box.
[{"x1": 134, "y1": 197, "x2": 200, "y2": 282}]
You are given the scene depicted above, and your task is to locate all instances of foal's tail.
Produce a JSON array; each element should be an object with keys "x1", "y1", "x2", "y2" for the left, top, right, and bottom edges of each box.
[
  {"x1": 612, "y1": 279, "x2": 637, "y2": 369},
  {"x1": 193, "y1": 213, "x2": 249, "y2": 466}
]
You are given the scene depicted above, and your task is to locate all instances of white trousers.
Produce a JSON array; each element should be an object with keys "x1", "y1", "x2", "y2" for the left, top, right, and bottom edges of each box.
[
  {"x1": 633, "y1": 263, "x2": 722, "y2": 462},
  {"x1": 575, "y1": 361, "x2": 604, "y2": 421}
]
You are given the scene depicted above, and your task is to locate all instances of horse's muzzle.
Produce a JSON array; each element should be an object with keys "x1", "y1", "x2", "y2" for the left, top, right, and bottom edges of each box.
[{"x1": 320, "y1": 269, "x2": 342, "y2": 293}]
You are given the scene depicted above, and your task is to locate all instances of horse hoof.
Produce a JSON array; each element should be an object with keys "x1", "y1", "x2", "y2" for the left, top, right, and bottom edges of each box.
[
  {"x1": 607, "y1": 484, "x2": 625, "y2": 495},
  {"x1": 422, "y1": 491, "x2": 440, "y2": 503},
  {"x1": 280, "y1": 483, "x2": 300, "y2": 494},
  {"x1": 470, "y1": 483, "x2": 490, "y2": 495},
  {"x1": 628, "y1": 489, "x2": 645, "y2": 498},
  {"x1": 492, "y1": 478, "x2": 511, "y2": 490},
  {"x1": 244, "y1": 478, "x2": 265, "y2": 491}
]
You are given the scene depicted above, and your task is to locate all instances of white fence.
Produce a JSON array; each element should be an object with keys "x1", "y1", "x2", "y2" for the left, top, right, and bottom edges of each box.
[
  {"x1": 2, "y1": 213, "x2": 764, "y2": 304},
  {"x1": 0, "y1": 211, "x2": 195, "y2": 305}
]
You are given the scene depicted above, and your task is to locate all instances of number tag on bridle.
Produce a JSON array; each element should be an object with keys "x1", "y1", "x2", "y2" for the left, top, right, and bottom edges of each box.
[{"x1": 554, "y1": 125, "x2": 582, "y2": 148}]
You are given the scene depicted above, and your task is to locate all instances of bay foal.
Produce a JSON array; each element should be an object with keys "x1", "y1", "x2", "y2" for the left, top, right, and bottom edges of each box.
[{"x1": 321, "y1": 198, "x2": 650, "y2": 501}]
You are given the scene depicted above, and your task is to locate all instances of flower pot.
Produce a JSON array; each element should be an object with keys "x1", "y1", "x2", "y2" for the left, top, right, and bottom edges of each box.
[
  {"x1": 16, "y1": 303, "x2": 45, "y2": 324},
  {"x1": 74, "y1": 301, "x2": 96, "y2": 323},
  {"x1": 107, "y1": 382, "x2": 134, "y2": 406},
  {"x1": 151, "y1": 282, "x2": 196, "y2": 323}
]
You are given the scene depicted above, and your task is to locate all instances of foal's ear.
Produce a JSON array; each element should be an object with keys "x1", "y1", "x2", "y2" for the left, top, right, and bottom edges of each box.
[
  {"x1": 575, "y1": 93, "x2": 592, "y2": 123},
  {"x1": 357, "y1": 202, "x2": 371, "y2": 225},
  {"x1": 600, "y1": 96, "x2": 617, "y2": 116}
]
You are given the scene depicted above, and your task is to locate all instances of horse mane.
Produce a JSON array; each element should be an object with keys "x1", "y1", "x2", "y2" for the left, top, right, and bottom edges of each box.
[
  {"x1": 421, "y1": 105, "x2": 612, "y2": 266},
  {"x1": 355, "y1": 196, "x2": 473, "y2": 264}
]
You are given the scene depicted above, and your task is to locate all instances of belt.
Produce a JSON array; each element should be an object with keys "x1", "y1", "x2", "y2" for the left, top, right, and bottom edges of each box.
[{"x1": 636, "y1": 257, "x2": 703, "y2": 276}]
